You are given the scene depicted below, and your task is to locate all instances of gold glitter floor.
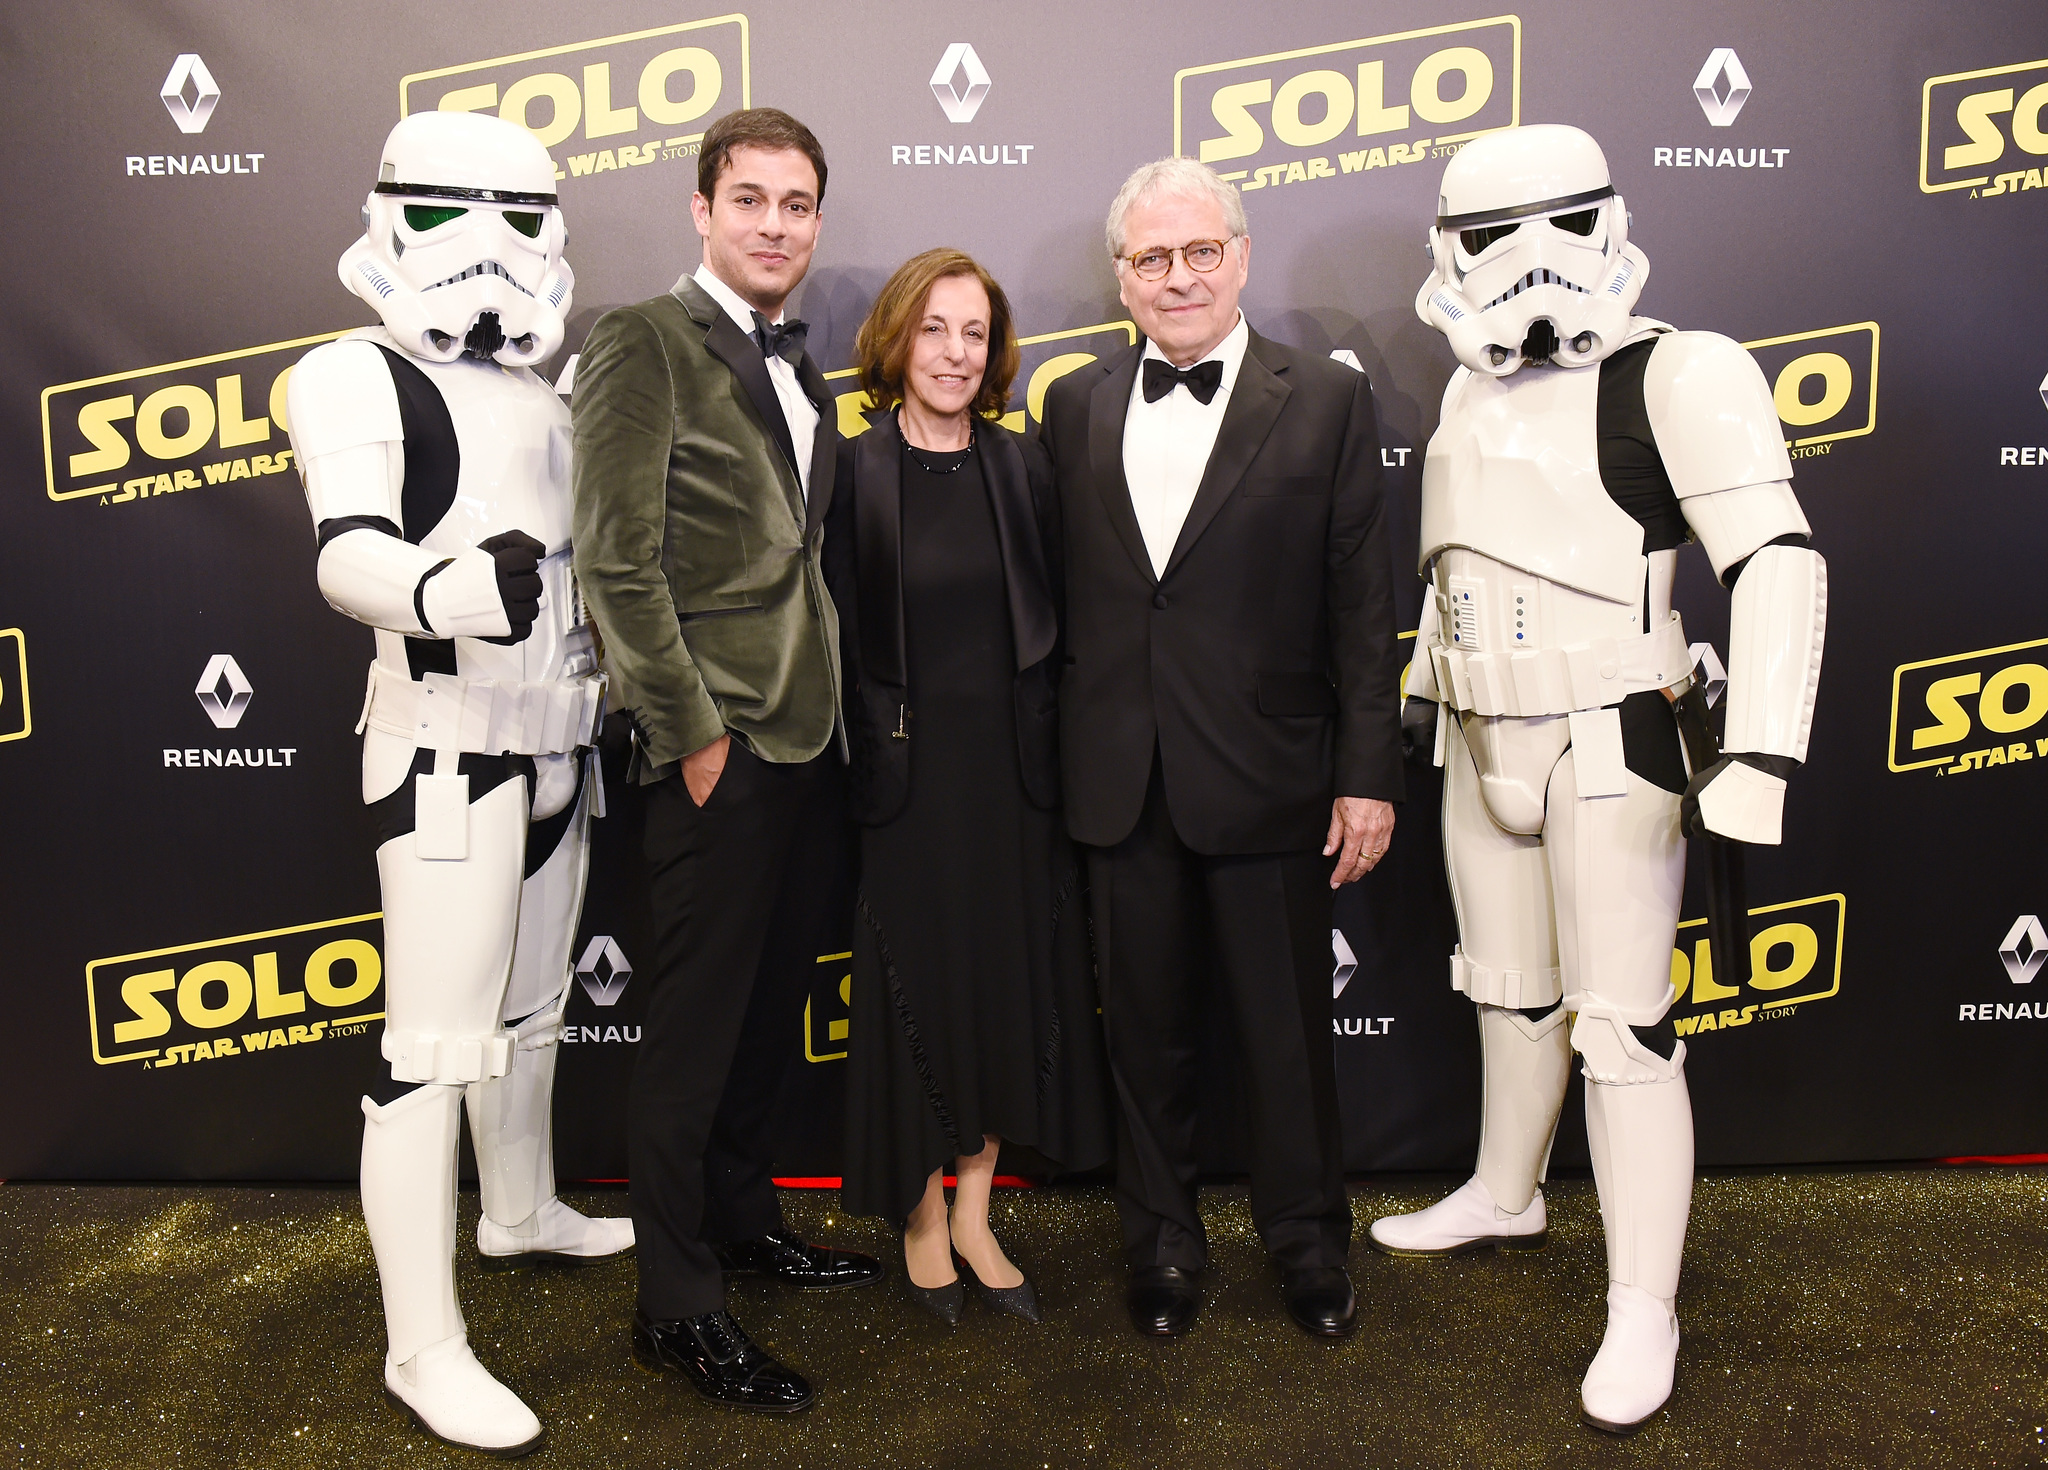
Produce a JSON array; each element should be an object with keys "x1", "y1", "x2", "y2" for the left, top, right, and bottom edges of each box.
[{"x1": 2, "y1": 1170, "x2": 2045, "y2": 1468}]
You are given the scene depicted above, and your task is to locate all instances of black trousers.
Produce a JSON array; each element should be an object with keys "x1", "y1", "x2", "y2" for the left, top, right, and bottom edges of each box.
[
  {"x1": 1084, "y1": 758, "x2": 1350, "y2": 1274},
  {"x1": 631, "y1": 740, "x2": 847, "y2": 1319}
]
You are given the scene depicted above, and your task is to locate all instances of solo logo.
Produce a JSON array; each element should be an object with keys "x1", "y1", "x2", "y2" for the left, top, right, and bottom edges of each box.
[
  {"x1": 806, "y1": 949, "x2": 852, "y2": 1063},
  {"x1": 828, "y1": 321, "x2": 1138, "y2": 440},
  {"x1": 1667, "y1": 893, "x2": 1844, "y2": 1037},
  {"x1": 1920, "y1": 56, "x2": 2048, "y2": 200},
  {"x1": 1173, "y1": 17, "x2": 1519, "y2": 194},
  {"x1": 42, "y1": 330, "x2": 342, "y2": 509},
  {"x1": 1889, "y1": 636, "x2": 2048, "y2": 779},
  {"x1": 0, "y1": 629, "x2": 29, "y2": 745},
  {"x1": 1739, "y1": 322, "x2": 1879, "y2": 459},
  {"x1": 402, "y1": 16, "x2": 749, "y2": 183},
  {"x1": 88, "y1": 913, "x2": 384, "y2": 1069}
]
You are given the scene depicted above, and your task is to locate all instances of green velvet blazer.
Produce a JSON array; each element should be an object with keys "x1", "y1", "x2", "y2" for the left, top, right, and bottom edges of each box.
[{"x1": 570, "y1": 275, "x2": 841, "y2": 780}]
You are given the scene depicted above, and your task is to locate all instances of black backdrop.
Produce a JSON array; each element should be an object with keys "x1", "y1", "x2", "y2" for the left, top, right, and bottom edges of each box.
[{"x1": 4, "y1": 2, "x2": 2046, "y2": 1183}]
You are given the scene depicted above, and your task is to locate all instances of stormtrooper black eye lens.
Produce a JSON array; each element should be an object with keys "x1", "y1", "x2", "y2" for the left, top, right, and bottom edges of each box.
[
  {"x1": 505, "y1": 211, "x2": 544, "y2": 238},
  {"x1": 404, "y1": 204, "x2": 467, "y2": 231},
  {"x1": 1551, "y1": 209, "x2": 1599, "y2": 236},
  {"x1": 1460, "y1": 221, "x2": 1520, "y2": 254}
]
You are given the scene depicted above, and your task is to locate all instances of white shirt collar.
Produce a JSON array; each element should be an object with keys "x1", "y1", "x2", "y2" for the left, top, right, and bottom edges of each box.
[
  {"x1": 693, "y1": 262, "x2": 785, "y2": 333},
  {"x1": 1138, "y1": 311, "x2": 1250, "y2": 396}
]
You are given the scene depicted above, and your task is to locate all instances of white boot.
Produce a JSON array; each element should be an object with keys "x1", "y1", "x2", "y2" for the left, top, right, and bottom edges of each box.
[
  {"x1": 362, "y1": 1085, "x2": 543, "y2": 1455},
  {"x1": 1370, "y1": 1003, "x2": 1569, "y2": 1255},
  {"x1": 1369, "y1": 1173, "x2": 1547, "y2": 1255},
  {"x1": 1579, "y1": 1065, "x2": 1695, "y2": 1433},
  {"x1": 478, "y1": 1195, "x2": 636, "y2": 1264},
  {"x1": 468, "y1": 1010, "x2": 634, "y2": 1267}
]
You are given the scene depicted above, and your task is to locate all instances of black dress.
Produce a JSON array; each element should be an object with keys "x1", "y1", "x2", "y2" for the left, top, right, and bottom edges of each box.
[{"x1": 841, "y1": 438, "x2": 1111, "y2": 1222}]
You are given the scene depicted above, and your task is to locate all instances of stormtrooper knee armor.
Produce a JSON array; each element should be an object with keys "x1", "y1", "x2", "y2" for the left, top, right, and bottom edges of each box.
[
  {"x1": 1367, "y1": 124, "x2": 1825, "y2": 1434},
  {"x1": 287, "y1": 110, "x2": 631, "y2": 1456}
]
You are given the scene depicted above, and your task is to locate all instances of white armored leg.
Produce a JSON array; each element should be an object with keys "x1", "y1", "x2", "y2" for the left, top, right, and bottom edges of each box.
[
  {"x1": 361, "y1": 1084, "x2": 542, "y2": 1455},
  {"x1": 466, "y1": 759, "x2": 633, "y2": 1265},
  {"x1": 1373, "y1": 714, "x2": 1567, "y2": 1257},
  {"x1": 1548, "y1": 742, "x2": 1692, "y2": 1433}
]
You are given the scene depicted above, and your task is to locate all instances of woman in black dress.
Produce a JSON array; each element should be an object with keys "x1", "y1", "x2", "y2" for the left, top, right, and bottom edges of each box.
[{"x1": 825, "y1": 250, "x2": 1111, "y2": 1322}]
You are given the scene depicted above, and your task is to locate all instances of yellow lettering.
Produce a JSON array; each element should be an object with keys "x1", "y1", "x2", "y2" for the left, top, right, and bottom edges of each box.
[
  {"x1": 1947, "y1": 88, "x2": 2013, "y2": 170},
  {"x1": 305, "y1": 939, "x2": 382, "y2": 1007},
  {"x1": 214, "y1": 374, "x2": 270, "y2": 448},
  {"x1": 581, "y1": 62, "x2": 637, "y2": 137},
  {"x1": 1354, "y1": 60, "x2": 1409, "y2": 135},
  {"x1": 1979, "y1": 663, "x2": 2048, "y2": 734},
  {"x1": 135, "y1": 384, "x2": 216, "y2": 460},
  {"x1": 1773, "y1": 352, "x2": 1853, "y2": 427},
  {"x1": 287, "y1": 1024, "x2": 311, "y2": 1045},
  {"x1": 639, "y1": 47, "x2": 721, "y2": 127},
  {"x1": 178, "y1": 960, "x2": 253, "y2": 1029},
  {"x1": 437, "y1": 82, "x2": 499, "y2": 113},
  {"x1": 1913, "y1": 672, "x2": 1981, "y2": 749},
  {"x1": 1272, "y1": 69, "x2": 1353, "y2": 148},
  {"x1": 2016, "y1": 81, "x2": 2048, "y2": 155},
  {"x1": 1690, "y1": 937, "x2": 1739, "y2": 1004},
  {"x1": 254, "y1": 951, "x2": 306, "y2": 1019},
  {"x1": 1411, "y1": 46, "x2": 1493, "y2": 126},
  {"x1": 500, "y1": 72, "x2": 581, "y2": 148},
  {"x1": 1749, "y1": 923, "x2": 1819, "y2": 992},
  {"x1": 69, "y1": 395, "x2": 135, "y2": 477},
  {"x1": 113, "y1": 969, "x2": 176, "y2": 1043},
  {"x1": 1200, "y1": 79, "x2": 1271, "y2": 163}
]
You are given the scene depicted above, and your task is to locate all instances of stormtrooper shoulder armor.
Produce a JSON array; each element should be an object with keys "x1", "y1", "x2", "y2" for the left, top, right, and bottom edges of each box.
[
  {"x1": 1641, "y1": 332, "x2": 1792, "y2": 500},
  {"x1": 288, "y1": 335, "x2": 403, "y2": 467}
]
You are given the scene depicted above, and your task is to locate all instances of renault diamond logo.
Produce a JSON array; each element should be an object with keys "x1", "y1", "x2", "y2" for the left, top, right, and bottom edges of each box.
[
  {"x1": 930, "y1": 43, "x2": 991, "y2": 124},
  {"x1": 1692, "y1": 48, "x2": 1752, "y2": 127},
  {"x1": 160, "y1": 54, "x2": 221, "y2": 135},
  {"x1": 2001, "y1": 916, "x2": 2048, "y2": 985},
  {"x1": 1332, "y1": 929, "x2": 1357, "y2": 999},
  {"x1": 575, "y1": 936, "x2": 632, "y2": 1006},
  {"x1": 194, "y1": 654, "x2": 252, "y2": 729}
]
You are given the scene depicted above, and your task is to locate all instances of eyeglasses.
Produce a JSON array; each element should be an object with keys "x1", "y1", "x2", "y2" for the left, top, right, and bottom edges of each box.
[{"x1": 1120, "y1": 237, "x2": 1236, "y2": 281}]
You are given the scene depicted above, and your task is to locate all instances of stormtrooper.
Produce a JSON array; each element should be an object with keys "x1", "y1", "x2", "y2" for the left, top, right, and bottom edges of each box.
[
  {"x1": 1369, "y1": 125, "x2": 1825, "y2": 1432},
  {"x1": 286, "y1": 110, "x2": 632, "y2": 1456}
]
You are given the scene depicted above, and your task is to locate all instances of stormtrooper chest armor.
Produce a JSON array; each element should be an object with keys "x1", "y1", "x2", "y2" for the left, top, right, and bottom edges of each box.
[{"x1": 1419, "y1": 361, "x2": 1688, "y2": 719}]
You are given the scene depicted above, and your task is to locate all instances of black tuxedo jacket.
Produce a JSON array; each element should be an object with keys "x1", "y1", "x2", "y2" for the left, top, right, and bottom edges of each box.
[
  {"x1": 1036, "y1": 328, "x2": 1404, "y2": 853},
  {"x1": 823, "y1": 411, "x2": 1063, "y2": 825}
]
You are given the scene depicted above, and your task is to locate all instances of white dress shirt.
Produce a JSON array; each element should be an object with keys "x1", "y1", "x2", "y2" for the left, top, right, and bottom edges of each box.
[
  {"x1": 1121, "y1": 312, "x2": 1250, "y2": 578},
  {"x1": 694, "y1": 263, "x2": 819, "y2": 495}
]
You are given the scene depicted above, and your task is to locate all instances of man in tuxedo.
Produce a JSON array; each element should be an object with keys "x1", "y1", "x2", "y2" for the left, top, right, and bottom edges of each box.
[
  {"x1": 571, "y1": 107, "x2": 880, "y2": 1414},
  {"x1": 1037, "y1": 157, "x2": 1405, "y2": 1340}
]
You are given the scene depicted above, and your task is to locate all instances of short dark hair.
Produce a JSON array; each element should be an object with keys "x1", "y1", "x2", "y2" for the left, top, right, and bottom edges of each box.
[
  {"x1": 854, "y1": 249, "x2": 1020, "y2": 420},
  {"x1": 697, "y1": 108, "x2": 827, "y2": 206}
]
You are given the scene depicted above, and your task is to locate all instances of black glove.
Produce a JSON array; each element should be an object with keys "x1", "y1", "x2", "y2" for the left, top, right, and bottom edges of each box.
[
  {"x1": 477, "y1": 530, "x2": 546, "y2": 645},
  {"x1": 1400, "y1": 696, "x2": 1440, "y2": 768}
]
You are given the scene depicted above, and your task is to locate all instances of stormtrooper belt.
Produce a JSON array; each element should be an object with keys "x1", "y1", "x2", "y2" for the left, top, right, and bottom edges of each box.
[
  {"x1": 1430, "y1": 615, "x2": 1688, "y2": 718},
  {"x1": 358, "y1": 662, "x2": 606, "y2": 754}
]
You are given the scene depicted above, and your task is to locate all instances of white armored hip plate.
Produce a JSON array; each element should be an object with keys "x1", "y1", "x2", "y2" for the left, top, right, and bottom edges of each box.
[
  {"x1": 1420, "y1": 365, "x2": 1646, "y2": 607},
  {"x1": 416, "y1": 356, "x2": 574, "y2": 559}
]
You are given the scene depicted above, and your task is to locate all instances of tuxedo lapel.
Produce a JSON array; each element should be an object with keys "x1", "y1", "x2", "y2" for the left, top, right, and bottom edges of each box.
[
  {"x1": 674, "y1": 278, "x2": 802, "y2": 492},
  {"x1": 1160, "y1": 332, "x2": 1290, "y2": 580},
  {"x1": 1087, "y1": 344, "x2": 1155, "y2": 585},
  {"x1": 854, "y1": 411, "x2": 907, "y2": 686},
  {"x1": 798, "y1": 353, "x2": 836, "y2": 530},
  {"x1": 981, "y1": 426, "x2": 1057, "y2": 670}
]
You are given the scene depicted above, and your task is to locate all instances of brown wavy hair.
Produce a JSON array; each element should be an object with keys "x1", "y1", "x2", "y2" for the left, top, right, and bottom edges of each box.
[{"x1": 853, "y1": 249, "x2": 1019, "y2": 420}]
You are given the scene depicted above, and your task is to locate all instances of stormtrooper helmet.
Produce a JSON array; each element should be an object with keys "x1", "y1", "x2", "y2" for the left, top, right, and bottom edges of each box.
[
  {"x1": 338, "y1": 110, "x2": 574, "y2": 368},
  {"x1": 1415, "y1": 124, "x2": 1647, "y2": 376}
]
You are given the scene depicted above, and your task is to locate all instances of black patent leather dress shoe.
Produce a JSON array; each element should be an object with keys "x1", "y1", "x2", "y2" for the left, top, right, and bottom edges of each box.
[
  {"x1": 714, "y1": 1231, "x2": 886, "y2": 1291},
  {"x1": 1283, "y1": 1267, "x2": 1359, "y2": 1338},
  {"x1": 1127, "y1": 1265, "x2": 1201, "y2": 1337},
  {"x1": 630, "y1": 1309, "x2": 815, "y2": 1413}
]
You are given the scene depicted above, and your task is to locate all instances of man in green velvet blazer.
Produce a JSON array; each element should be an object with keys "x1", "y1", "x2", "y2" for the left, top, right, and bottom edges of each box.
[{"x1": 570, "y1": 107, "x2": 878, "y2": 1416}]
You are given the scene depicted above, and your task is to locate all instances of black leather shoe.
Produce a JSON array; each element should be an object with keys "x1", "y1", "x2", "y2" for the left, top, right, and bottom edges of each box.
[
  {"x1": 1283, "y1": 1267, "x2": 1358, "y2": 1339},
  {"x1": 630, "y1": 1309, "x2": 815, "y2": 1413},
  {"x1": 714, "y1": 1231, "x2": 885, "y2": 1291},
  {"x1": 1127, "y1": 1265, "x2": 1201, "y2": 1337}
]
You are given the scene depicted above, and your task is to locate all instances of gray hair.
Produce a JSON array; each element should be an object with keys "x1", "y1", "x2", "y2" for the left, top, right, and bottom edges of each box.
[{"x1": 1104, "y1": 156, "x2": 1249, "y2": 263}]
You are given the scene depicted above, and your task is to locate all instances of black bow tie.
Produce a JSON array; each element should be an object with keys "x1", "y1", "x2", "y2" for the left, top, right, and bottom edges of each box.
[
  {"x1": 750, "y1": 311, "x2": 809, "y2": 366},
  {"x1": 1142, "y1": 356, "x2": 1225, "y2": 405}
]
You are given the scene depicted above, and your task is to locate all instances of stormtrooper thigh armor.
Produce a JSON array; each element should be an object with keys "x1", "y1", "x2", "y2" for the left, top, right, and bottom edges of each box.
[
  {"x1": 289, "y1": 109, "x2": 625, "y2": 1456},
  {"x1": 1376, "y1": 123, "x2": 1826, "y2": 1434}
]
